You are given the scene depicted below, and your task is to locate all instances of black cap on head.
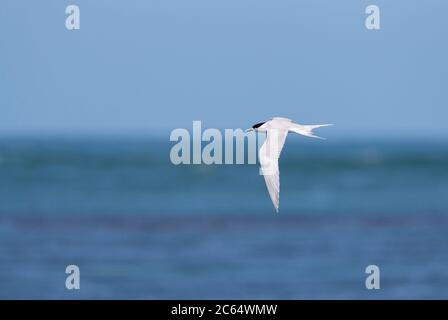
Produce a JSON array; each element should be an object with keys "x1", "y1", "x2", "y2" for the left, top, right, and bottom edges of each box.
[{"x1": 252, "y1": 122, "x2": 265, "y2": 129}]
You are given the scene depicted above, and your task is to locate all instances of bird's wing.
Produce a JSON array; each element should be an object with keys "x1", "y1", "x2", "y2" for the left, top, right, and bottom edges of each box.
[{"x1": 259, "y1": 129, "x2": 288, "y2": 212}]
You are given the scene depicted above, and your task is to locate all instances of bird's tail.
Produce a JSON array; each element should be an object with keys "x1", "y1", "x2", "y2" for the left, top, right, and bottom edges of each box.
[{"x1": 289, "y1": 123, "x2": 333, "y2": 139}]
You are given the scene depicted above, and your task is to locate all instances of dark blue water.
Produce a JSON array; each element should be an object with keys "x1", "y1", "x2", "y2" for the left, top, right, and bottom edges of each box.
[{"x1": 0, "y1": 137, "x2": 447, "y2": 299}]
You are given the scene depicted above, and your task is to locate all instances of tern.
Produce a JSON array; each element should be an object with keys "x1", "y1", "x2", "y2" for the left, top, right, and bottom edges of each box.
[{"x1": 246, "y1": 117, "x2": 332, "y2": 212}]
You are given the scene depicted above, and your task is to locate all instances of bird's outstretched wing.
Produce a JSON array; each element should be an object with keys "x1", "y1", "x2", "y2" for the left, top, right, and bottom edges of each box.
[{"x1": 259, "y1": 129, "x2": 288, "y2": 212}]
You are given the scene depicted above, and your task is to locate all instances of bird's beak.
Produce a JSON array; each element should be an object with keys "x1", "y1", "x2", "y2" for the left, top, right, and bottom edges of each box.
[{"x1": 245, "y1": 128, "x2": 254, "y2": 132}]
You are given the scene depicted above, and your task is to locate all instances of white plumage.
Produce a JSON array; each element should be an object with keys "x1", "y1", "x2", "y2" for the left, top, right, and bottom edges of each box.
[{"x1": 248, "y1": 117, "x2": 332, "y2": 212}]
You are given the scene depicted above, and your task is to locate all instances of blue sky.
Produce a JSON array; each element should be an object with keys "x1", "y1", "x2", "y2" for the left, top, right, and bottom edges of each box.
[{"x1": 1, "y1": 0, "x2": 447, "y2": 138}]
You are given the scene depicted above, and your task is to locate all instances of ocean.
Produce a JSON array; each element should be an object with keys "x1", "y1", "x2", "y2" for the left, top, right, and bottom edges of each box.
[{"x1": 0, "y1": 137, "x2": 447, "y2": 299}]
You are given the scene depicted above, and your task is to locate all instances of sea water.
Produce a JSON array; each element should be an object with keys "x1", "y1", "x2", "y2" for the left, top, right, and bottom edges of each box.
[{"x1": 0, "y1": 137, "x2": 447, "y2": 299}]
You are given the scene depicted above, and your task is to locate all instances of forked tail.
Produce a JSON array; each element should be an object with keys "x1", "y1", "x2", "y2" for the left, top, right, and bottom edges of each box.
[{"x1": 289, "y1": 123, "x2": 333, "y2": 139}]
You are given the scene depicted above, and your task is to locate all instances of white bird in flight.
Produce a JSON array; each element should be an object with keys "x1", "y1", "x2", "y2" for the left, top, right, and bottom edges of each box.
[{"x1": 246, "y1": 117, "x2": 332, "y2": 212}]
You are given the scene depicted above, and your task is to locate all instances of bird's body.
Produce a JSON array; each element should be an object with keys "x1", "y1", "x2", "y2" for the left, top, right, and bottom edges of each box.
[{"x1": 247, "y1": 117, "x2": 332, "y2": 212}]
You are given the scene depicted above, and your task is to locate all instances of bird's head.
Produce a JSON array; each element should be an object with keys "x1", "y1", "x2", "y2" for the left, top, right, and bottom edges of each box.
[{"x1": 245, "y1": 122, "x2": 265, "y2": 132}]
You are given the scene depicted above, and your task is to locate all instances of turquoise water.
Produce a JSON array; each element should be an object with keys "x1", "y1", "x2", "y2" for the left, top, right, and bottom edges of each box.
[{"x1": 0, "y1": 137, "x2": 447, "y2": 299}]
